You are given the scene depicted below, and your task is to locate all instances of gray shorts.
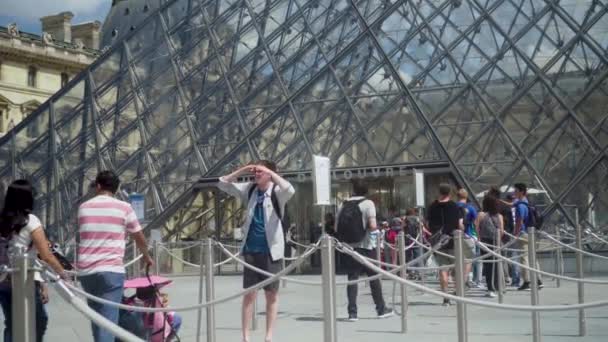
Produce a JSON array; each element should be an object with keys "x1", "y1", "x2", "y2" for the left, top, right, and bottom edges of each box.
[
  {"x1": 243, "y1": 253, "x2": 282, "y2": 292},
  {"x1": 435, "y1": 249, "x2": 454, "y2": 267}
]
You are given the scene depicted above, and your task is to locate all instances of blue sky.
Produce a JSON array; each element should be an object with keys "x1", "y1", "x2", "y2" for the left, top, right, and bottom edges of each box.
[{"x1": 0, "y1": 0, "x2": 110, "y2": 34}]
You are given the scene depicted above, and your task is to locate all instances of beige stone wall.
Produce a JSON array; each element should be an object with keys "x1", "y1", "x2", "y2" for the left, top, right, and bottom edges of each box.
[{"x1": 0, "y1": 23, "x2": 98, "y2": 135}]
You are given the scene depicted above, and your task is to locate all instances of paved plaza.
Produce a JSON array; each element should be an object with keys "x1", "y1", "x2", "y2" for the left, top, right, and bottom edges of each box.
[{"x1": 4, "y1": 274, "x2": 606, "y2": 342}]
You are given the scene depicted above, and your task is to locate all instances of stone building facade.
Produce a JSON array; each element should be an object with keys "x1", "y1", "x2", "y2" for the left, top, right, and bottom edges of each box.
[{"x1": 0, "y1": 12, "x2": 100, "y2": 136}]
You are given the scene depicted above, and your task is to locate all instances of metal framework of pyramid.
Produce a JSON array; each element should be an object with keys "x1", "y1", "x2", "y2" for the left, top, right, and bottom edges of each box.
[{"x1": 0, "y1": 0, "x2": 607, "y2": 244}]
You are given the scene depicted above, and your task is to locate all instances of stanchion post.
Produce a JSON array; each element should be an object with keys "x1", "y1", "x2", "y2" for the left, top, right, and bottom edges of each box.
[
  {"x1": 321, "y1": 234, "x2": 337, "y2": 342},
  {"x1": 397, "y1": 232, "x2": 408, "y2": 333},
  {"x1": 454, "y1": 230, "x2": 468, "y2": 342},
  {"x1": 11, "y1": 247, "x2": 36, "y2": 342},
  {"x1": 205, "y1": 238, "x2": 216, "y2": 342},
  {"x1": 554, "y1": 227, "x2": 561, "y2": 288},
  {"x1": 196, "y1": 240, "x2": 205, "y2": 342},
  {"x1": 252, "y1": 293, "x2": 258, "y2": 331},
  {"x1": 575, "y1": 209, "x2": 586, "y2": 336},
  {"x1": 73, "y1": 241, "x2": 79, "y2": 282},
  {"x1": 133, "y1": 243, "x2": 140, "y2": 276},
  {"x1": 528, "y1": 227, "x2": 541, "y2": 342},
  {"x1": 153, "y1": 240, "x2": 160, "y2": 275},
  {"x1": 417, "y1": 214, "x2": 425, "y2": 288},
  {"x1": 376, "y1": 236, "x2": 382, "y2": 266},
  {"x1": 281, "y1": 258, "x2": 287, "y2": 288},
  {"x1": 496, "y1": 229, "x2": 505, "y2": 304}
]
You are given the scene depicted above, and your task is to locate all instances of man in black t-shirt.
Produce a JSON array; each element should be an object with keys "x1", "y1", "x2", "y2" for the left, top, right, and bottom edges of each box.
[{"x1": 426, "y1": 183, "x2": 464, "y2": 306}]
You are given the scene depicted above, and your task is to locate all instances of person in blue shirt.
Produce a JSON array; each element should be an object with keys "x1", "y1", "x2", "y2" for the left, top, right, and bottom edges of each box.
[
  {"x1": 513, "y1": 183, "x2": 543, "y2": 291},
  {"x1": 456, "y1": 189, "x2": 481, "y2": 288}
]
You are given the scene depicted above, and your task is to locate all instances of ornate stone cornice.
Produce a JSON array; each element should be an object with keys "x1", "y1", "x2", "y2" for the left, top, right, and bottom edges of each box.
[{"x1": 0, "y1": 39, "x2": 95, "y2": 72}]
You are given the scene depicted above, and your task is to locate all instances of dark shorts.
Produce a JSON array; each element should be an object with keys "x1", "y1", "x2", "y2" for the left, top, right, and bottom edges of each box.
[{"x1": 243, "y1": 253, "x2": 283, "y2": 292}]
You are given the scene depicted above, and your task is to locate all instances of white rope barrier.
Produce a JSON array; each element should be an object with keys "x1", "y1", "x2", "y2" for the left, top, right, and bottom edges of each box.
[
  {"x1": 586, "y1": 230, "x2": 608, "y2": 245},
  {"x1": 541, "y1": 232, "x2": 608, "y2": 261},
  {"x1": 123, "y1": 254, "x2": 143, "y2": 268},
  {"x1": 159, "y1": 244, "x2": 241, "y2": 268},
  {"x1": 217, "y1": 241, "x2": 404, "y2": 286},
  {"x1": 343, "y1": 247, "x2": 608, "y2": 311},
  {"x1": 52, "y1": 281, "x2": 144, "y2": 342},
  {"x1": 476, "y1": 240, "x2": 608, "y2": 285},
  {"x1": 66, "y1": 245, "x2": 317, "y2": 313}
]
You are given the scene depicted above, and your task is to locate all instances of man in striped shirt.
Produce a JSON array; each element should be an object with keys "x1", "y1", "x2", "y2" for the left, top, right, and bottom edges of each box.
[{"x1": 78, "y1": 170, "x2": 153, "y2": 342}]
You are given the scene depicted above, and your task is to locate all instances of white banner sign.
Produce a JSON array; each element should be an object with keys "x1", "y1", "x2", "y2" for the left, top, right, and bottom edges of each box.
[
  {"x1": 312, "y1": 155, "x2": 331, "y2": 205},
  {"x1": 414, "y1": 169, "x2": 425, "y2": 207}
]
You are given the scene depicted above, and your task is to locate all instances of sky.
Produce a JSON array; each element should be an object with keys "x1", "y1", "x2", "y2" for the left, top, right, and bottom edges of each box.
[{"x1": 0, "y1": 0, "x2": 111, "y2": 34}]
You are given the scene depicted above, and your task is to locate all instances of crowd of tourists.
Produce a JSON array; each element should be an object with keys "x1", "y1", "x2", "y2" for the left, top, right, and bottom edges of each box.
[{"x1": 0, "y1": 157, "x2": 545, "y2": 342}]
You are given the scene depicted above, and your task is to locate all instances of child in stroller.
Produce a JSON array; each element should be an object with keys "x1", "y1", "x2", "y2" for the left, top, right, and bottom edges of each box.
[{"x1": 117, "y1": 276, "x2": 181, "y2": 342}]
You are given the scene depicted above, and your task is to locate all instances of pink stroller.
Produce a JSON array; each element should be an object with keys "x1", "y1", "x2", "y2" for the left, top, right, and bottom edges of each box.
[{"x1": 121, "y1": 276, "x2": 181, "y2": 342}]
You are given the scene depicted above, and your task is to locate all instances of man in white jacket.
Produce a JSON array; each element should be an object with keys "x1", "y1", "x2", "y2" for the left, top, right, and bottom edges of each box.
[{"x1": 217, "y1": 160, "x2": 295, "y2": 342}]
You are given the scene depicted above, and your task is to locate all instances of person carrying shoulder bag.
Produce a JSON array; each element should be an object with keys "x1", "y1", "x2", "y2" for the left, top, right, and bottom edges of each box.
[{"x1": 476, "y1": 196, "x2": 504, "y2": 298}]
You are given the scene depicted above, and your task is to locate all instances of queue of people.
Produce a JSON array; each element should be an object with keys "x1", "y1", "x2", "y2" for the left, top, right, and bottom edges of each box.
[
  {"x1": 331, "y1": 180, "x2": 544, "y2": 306},
  {"x1": 0, "y1": 161, "x2": 546, "y2": 341}
]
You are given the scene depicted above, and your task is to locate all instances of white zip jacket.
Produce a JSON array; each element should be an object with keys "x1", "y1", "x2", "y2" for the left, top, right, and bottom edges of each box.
[{"x1": 218, "y1": 178, "x2": 295, "y2": 261}]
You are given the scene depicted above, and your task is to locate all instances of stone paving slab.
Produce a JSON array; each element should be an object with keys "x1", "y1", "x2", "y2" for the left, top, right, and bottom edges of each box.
[{"x1": 2, "y1": 275, "x2": 608, "y2": 341}]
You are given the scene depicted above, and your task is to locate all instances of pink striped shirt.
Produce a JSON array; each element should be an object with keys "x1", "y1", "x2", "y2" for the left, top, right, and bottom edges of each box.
[{"x1": 77, "y1": 195, "x2": 142, "y2": 275}]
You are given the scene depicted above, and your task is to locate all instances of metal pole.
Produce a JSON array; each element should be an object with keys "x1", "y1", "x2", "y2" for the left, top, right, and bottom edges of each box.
[
  {"x1": 196, "y1": 241, "x2": 205, "y2": 342},
  {"x1": 397, "y1": 232, "x2": 408, "y2": 333},
  {"x1": 73, "y1": 241, "x2": 79, "y2": 282},
  {"x1": 153, "y1": 240, "x2": 160, "y2": 275},
  {"x1": 496, "y1": 229, "x2": 505, "y2": 304},
  {"x1": 418, "y1": 209, "x2": 425, "y2": 289},
  {"x1": 252, "y1": 293, "x2": 258, "y2": 331},
  {"x1": 205, "y1": 238, "x2": 216, "y2": 342},
  {"x1": 281, "y1": 258, "x2": 287, "y2": 288},
  {"x1": 133, "y1": 243, "x2": 140, "y2": 276},
  {"x1": 554, "y1": 227, "x2": 561, "y2": 288},
  {"x1": 11, "y1": 248, "x2": 36, "y2": 342},
  {"x1": 321, "y1": 234, "x2": 337, "y2": 342},
  {"x1": 454, "y1": 230, "x2": 468, "y2": 342},
  {"x1": 574, "y1": 209, "x2": 586, "y2": 336},
  {"x1": 528, "y1": 227, "x2": 541, "y2": 342}
]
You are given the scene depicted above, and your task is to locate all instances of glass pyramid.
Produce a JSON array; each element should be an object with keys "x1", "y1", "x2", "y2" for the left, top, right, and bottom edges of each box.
[{"x1": 0, "y1": 0, "x2": 606, "y2": 244}]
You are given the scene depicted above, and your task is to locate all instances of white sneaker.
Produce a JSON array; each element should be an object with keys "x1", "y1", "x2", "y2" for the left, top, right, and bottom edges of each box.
[{"x1": 486, "y1": 291, "x2": 497, "y2": 298}]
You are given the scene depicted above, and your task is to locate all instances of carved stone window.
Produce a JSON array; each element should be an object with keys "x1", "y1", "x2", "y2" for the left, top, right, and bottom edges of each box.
[
  {"x1": 61, "y1": 72, "x2": 69, "y2": 87},
  {"x1": 28, "y1": 66, "x2": 37, "y2": 88}
]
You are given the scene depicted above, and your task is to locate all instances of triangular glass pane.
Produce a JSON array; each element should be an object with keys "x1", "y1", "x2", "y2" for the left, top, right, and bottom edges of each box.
[
  {"x1": 562, "y1": 157, "x2": 608, "y2": 231},
  {"x1": 503, "y1": 164, "x2": 552, "y2": 206},
  {"x1": 454, "y1": 125, "x2": 522, "y2": 194},
  {"x1": 529, "y1": 118, "x2": 598, "y2": 196},
  {"x1": 499, "y1": 80, "x2": 569, "y2": 146}
]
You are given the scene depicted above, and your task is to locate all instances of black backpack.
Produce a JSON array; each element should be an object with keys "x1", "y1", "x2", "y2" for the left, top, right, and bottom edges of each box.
[
  {"x1": 405, "y1": 216, "x2": 421, "y2": 238},
  {"x1": 336, "y1": 199, "x2": 366, "y2": 243},
  {"x1": 519, "y1": 201, "x2": 544, "y2": 230}
]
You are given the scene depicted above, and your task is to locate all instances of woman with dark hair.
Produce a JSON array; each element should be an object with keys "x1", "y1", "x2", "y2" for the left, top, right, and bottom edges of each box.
[
  {"x1": 475, "y1": 195, "x2": 504, "y2": 298},
  {"x1": 0, "y1": 179, "x2": 67, "y2": 341}
]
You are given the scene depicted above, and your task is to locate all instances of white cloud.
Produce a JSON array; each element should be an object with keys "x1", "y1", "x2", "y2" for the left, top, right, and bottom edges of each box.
[{"x1": 2, "y1": 0, "x2": 107, "y2": 19}]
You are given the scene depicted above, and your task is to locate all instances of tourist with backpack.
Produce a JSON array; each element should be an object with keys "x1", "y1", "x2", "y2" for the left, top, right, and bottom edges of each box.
[
  {"x1": 217, "y1": 160, "x2": 295, "y2": 342},
  {"x1": 475, "y1": 196, "x2": 504, "y2": 298},
  {"x1": 426, "y1": 184, "x2": 464, "y2": 306},
  {"x1": 335, "y1": 179, "x2": 393, "y2": 322},
  {"x1": 456, "y1": 189, "x2": 481, "y2": 288},
  {"x1": 0, "y1": 180, "x2": 68, "y2": 342},
  {"x1": 513, "y1": 183, "x2": 543, "y2": 291}
]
